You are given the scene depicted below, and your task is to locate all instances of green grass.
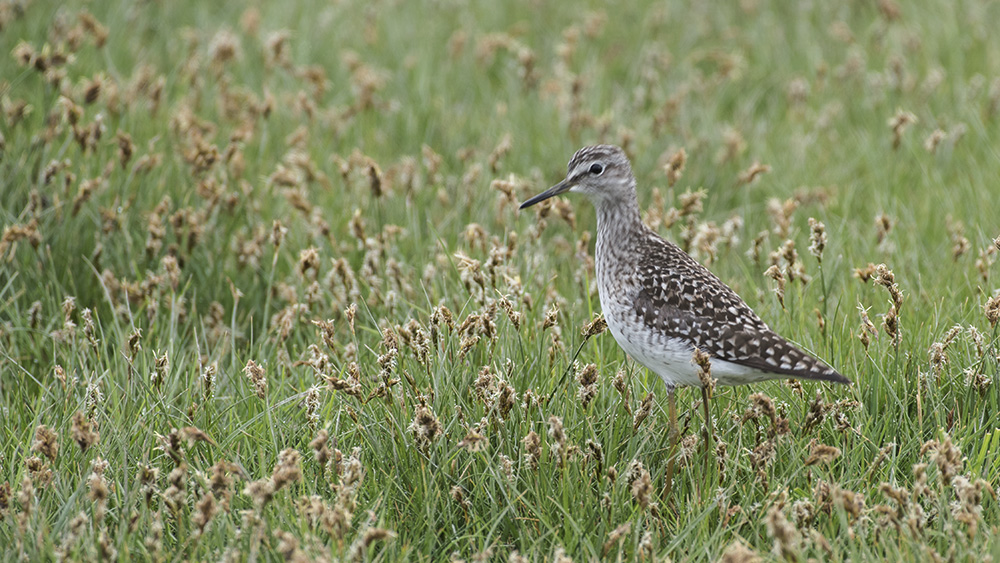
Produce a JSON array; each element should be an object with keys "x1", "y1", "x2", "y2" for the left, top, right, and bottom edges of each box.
[{"x1": 2, "y1": 0, "x2": 1000, "y2": 560}]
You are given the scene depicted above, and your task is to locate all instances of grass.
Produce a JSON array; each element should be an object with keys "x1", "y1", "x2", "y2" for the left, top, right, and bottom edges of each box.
[{"x1": 2, "y1": 0, "x2": 1000, "y2": 560}]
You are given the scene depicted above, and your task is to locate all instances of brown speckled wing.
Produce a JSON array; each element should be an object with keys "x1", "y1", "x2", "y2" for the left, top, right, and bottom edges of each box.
[{"x1": 633, "y1": 235, "x2": 849, "y2": 383}]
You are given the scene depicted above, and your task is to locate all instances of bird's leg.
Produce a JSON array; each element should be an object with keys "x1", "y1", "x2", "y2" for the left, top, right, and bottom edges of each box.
[
  {"x1": 664, "y1": 388, "x2": 679, "y2": 498},
  {"x1": 701, "y1": 385, "x2": 716, "y2": 497}
]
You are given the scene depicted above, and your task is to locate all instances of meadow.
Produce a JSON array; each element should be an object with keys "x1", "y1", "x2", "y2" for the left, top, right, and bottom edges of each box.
[{"x1": 2, "y1": 0, "x2": 1000, "y2": 560}]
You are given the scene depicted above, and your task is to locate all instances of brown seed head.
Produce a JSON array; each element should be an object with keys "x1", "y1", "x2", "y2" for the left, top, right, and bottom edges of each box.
[
  {"x1": 272, "y1": 448, "x2": 303, "y2": 491},
  {"x1": 243, "y1": 359, "x2": 267, "y2": 400},
  {"x1": 630, "y1": 463, "x2": 653, "y2": 509},
  {"x1": 548, "y1": 415, "x2": 566, "y2": 462},
  {"x1": 581, "y1": 314, "x2": 607, "y2": 338},
  {"x1": 888, "y1": 109, "x2": 917, "y2": 149},
  {"x1": 542, "y1": 303, "x2": 559, "y2": 330},
  {"x1": 984, "y1": 294, "x2": 1000, "y2": 328},
  {"x1": 71, "y1": 411, "x2": 99, "y2": 452},
  {"x1": 764, "y1": 265, "x2": 786, "y2": 309},
  {"x1": 718, "y1": 540, "x2": 762, "y2": 563},
  {"x1": 244, "y1": 478, "x2": 275, "y2": 508},
  {"x1": 808, "y1": 217, "x2": 827, "y2": 262},
  {"x1": 192, "y1": 491, "x2": 218, "y2": 534},
  {"x1": 633, "y1": 391, "x2": 654, "y2": 431},
  {"x1": 408, "y1": 403, "x2": 443, "y2": 447},
  {"x1": 458, "y1": 430, "x2": 488, "y2": 452},
  {"x1": 522, "y1": 430, "x2": 541, "y2": 470},
  {"x1": 693, "y1": 348, "x2": 715, "y2": 395},
  {"x1": 804, "y1": 442, "x2": 842, "y2": 466},
  {"x1": 32, "y1": 425, "x2": 59, "y2": 462},
  {"x1": 738, "y1": 161, "x2": 771, "y2": 185},
  {"x1": 765, "y1": 502, "x2": 800, "y2": 560},
  {"x1": 663, "y1": 148, "x2": 687, "y2": 187}
]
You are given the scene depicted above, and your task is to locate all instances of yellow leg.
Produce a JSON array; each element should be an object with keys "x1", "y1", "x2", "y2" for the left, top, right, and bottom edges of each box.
[{"x1": 701, "y1": 386, "x2": 716, "y2": 496}]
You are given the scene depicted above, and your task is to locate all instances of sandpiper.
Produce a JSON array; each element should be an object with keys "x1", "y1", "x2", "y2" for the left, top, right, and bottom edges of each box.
[{"x1": 520, "y1": 145, "x2": 850, "y2": 469}]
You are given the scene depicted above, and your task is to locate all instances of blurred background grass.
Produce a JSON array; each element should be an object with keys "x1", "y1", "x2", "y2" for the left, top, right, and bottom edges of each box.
[{"x1": 2, "y1": 0, "x2": 999, "y2": 560}]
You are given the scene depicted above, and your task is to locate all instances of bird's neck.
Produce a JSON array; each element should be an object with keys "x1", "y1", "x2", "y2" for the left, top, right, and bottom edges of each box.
[{"x1": 594, "y1": 197, "x2": 644, "y2": 244}]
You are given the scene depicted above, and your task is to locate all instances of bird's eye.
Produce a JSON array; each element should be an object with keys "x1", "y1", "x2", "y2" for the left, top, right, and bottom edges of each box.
[{"x1": 589, "y1": 163, "x2": 604, "y2": 175}]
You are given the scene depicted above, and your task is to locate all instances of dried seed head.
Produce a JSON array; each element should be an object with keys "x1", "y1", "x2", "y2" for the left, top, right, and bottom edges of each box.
[
  {"x1": 857, "y1": 303, "x2": 878, "y2": 349},
  {"x1": 798, "y1": 391, "x2": 830, "y2": 436},
  {"x1": 450, "y1": 485, "x2": 471, "y2": 512},
  {"x1": 633, "y1": 391, "x2": 654, "y2": 431},
  {"x1": 208, "y1": 28, "x2": 241, "y2": 66},
  {"x1": 693, "y1": 348, "x2": 715, "y2": 395},
  {"x1": 984, "y1": 293, "x2": 1000, "y2": 328},
  {"x1": 368, "y1": 161, "x2": 383, "y2": 198},
  {"x1": 13, "y1": 41, "x2": 35, "y2": 67},
  {"x1": 677, "y1": 188, "x2": 706, "y2": 217},
  {"x1": 748, "y1": 392, "x2": 777, "y2": 427},
  {"x1": 348, "y1": 527, "x2": 396, "y2": 561},
  {"x1": 738, "y1": 161, "x2": 771, "y2": 185},
  {"x1": 920, "y1": 434, "x2": 963, "y2": 485},
  {"x1": 853, "y1": 263, "x2": 878, "y2": 283},
  {"x1": 244, "y1": 478, "x2": 275, "y2": 508},
  {"x1": 272, "y1": 448, "x2": 303, "y2": 491},
  {"x1": 924, "y1": 129, "x2": 947, "y2": 153},
  {"x1": 304, "y1": 385, "x2": 321, "y2": 430},
  {"x1": 765, "y1": 502, "x2": 800, "y2": 560},
  {"x1": 542, "y1": 303, "x2": 559, "y2": 330},
  {"x1": 581, "y1": 314, "x2": 607, "y2": 338},
  {"x1": 964, "y1": 367, "x2": 992, "y2": 396},
  {"x1": 931, "y1": 325, "x2": 960, "y2": 371},
  {"x1": 548, "y1": 416, "x2": 566, "y2": 463},
  {"x1": 629, "y1": 462, "x2": 653, "y2": 509},
  {"x1": 81, "y1": 308, "x2": 99, "y2": 350},
  {"x1": 832, "y1": 486, "x2": 865, "y2": 521},
  {"x1": 298, "y1": 246, "x2": 320, "y2": 279},
  {"x1": 32, "y1": 425, "x2": 59, "y2": 462},
  {"x1": 488, "y1": 133, "x2": 512, "y2": 173},
  {"x1": 804, "y1": 442, "x2": 842, "y2": 466},
  {"x1": 243, "y1": 359, "x2": 267, "y2": 400},
  {"x1": 663, "y1": 148, "x2": 686, "y2": 187},
  {"x1": 883, "y1": 304, "x2": 900, "y2": 343},
  {"x1": 522, "y1": 430, "x2": 541, "y2": 470},
  {"x1": 270, "y1": 220, "x2": 288, "y2": 249},
  {"x1": 192, "y1": 491, "x2": 218, "y2": 535},
  {"x1": 310, "y1": 428, "x2": 332, "y2": 468},
  {"x1": 202, "y1": 361, "x2": 217, "y2": 400},
  {"x1": 602, "y1": 521, "x2": 632, "y2": 557},
  {"x1": 71, "y1": 411, "x2": 99, "y2": 452},
  {"x1": 888, "y1": 108, "x2": 917, "y2": 149},
  {"x1": 127, "y1": 328, "x2": 142, "y2": 358},
  {"x1": 88, "y1": 460, "x2": 110, "y2": 511},
  {"x1": 160, "y1": 254, "x2": 181, "y2": 290},
  {"x1": 408, "y1": 403, "x2": 443, "y2": 448},
  {"x1": 875, "y1": 263, "x2": 903, "y2": 308},
  {"x1": 808, "y1": 217, "x2": 827, "y2": 262},
  {"x1": 764, "y1": 265, "x2": 786, "y2": 309},
  {"x1": 576, "y1": 363, "x2": 599, "y2": 409},
  {"x1": 678, "y1": 434, "x2": 699, "y2": 466},
  {"x1": 585, "y1": 439, "x2": 604, "y2": 473},
  {"x1": 874, "y1": 213, "x2": 894, "y2": 246},
  {"x1": 718, "y1": 540, "x2": 761, "y2": 563},
  {"x1": 458, "y1": 429, "x2": 488, "y2": 452}
]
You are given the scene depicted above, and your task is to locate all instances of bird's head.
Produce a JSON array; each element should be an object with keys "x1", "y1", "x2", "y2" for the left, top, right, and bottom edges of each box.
[{"x1": 520, "y1": 145, "x2": 636, "y2": 210}]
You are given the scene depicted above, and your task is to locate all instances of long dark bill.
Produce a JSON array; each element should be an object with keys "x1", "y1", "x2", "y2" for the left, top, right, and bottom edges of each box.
[{"x1": 519, "y1": 178, "x2": 574, "y2": 209}]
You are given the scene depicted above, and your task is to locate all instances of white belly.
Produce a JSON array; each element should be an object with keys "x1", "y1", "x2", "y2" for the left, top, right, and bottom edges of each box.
[{"x1": 602, "y1": 298, "x2": 769, "y2": 391}]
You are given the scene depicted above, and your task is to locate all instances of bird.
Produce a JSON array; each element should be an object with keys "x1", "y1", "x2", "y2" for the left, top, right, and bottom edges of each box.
[{"x1": 520, "y1": 145, "x2": 850, "y2": 485}]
